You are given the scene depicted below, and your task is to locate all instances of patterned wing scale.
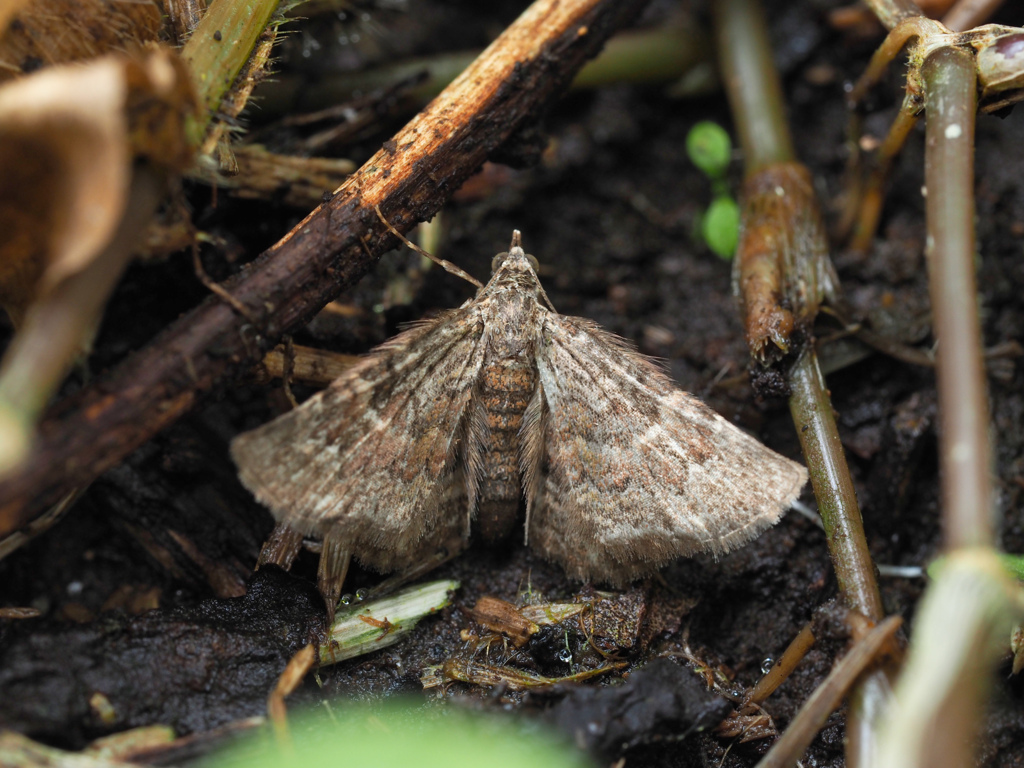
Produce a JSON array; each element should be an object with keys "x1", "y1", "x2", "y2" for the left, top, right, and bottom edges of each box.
[
  {"x1": 231, "y1": 308, "x2": 486, "y2": 571},
  {"x1": 531, "y1": 314, "x2": 807, "y2": 585}
]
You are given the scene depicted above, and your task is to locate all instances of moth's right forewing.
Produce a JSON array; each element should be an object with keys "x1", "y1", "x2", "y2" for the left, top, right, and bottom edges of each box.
[
  {"x1": 231, "y1": 308, "x2": 487, "y2": 569},
  {"x1": 532, "y1": 314, "x2": 807, "y2": 584}
]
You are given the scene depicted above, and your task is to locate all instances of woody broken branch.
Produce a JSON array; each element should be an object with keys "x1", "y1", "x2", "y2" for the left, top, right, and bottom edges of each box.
[{"x1": 0, "y1": 0, "x2": 649, "y2": 536}]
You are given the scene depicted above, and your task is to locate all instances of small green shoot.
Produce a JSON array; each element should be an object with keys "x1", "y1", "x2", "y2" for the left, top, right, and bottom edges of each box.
[
  {"x1": 686, "y1": 120, "x2": 732, "y2": 180},
  {"x1": 702, "y1": 196, "x2": 741, "y2": 260},
  {"x1": 686, "y1": 121, "x2": 739, "y2": 259}
]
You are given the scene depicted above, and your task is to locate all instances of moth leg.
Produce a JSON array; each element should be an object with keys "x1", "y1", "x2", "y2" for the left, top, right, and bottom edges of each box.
[
  {"x1": 316, "y1": 536, "x2": 352, "y2": 624},
  {"x1": 353, "y1": 480, "x2": 470, "y2": 600},
  {"x1": 256, "y1": 522, "x2": 305, "y2": 571}
]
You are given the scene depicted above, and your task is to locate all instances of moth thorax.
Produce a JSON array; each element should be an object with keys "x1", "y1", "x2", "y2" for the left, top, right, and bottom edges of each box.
[{"x1": 475, "y1": 356, "x2": 538, "y2": 542}]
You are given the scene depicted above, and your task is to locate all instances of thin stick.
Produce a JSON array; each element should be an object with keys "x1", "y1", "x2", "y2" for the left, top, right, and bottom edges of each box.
[
  {"x1": 257, "y1": 345, "x2": 358, "y2": 388},
  {"x1": 191, "y1": 240, "x2": 260, "y2": 324},
  {"x1": 848, "y1": 98, "x2": 922, "y2": 253},
  {"x1": 755, "y1": 616, "x2": 903, "y2": 768},
  {"x1": 745, "y1": 623, "x2": 816, "y2": 706},
  {"x1": 281, "y1": 335, "x2": 299, "y2": 409},
  {"x1": 267, "y1": 644, "x2": 316, "y2": 745}
]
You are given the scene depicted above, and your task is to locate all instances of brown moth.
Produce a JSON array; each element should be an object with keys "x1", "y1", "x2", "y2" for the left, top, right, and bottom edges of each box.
[{"x1": 231, "y1": 232, "x2": 808, "y2": 585}]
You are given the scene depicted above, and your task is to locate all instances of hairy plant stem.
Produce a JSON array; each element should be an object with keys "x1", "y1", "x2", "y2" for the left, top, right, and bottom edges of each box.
[{"x1": 180, "y1": 0, "x2": 282, "y2": 146}]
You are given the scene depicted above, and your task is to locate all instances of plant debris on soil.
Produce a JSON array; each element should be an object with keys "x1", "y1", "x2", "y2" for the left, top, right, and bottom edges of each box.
[{"x1": 1, "y1": 1, "x2": 1024, "y2": 767}]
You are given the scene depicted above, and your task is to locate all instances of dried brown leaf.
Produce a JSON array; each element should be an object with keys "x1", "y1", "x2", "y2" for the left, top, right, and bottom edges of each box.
[
  {"x1": 0, "y1": 48, "x2": 195, "y2": 317},
  {"x1": 0, "y1": 56, "x2": 129, "y2": 323},
  {"x1": 0, "y1": 0, "x2": 163, "y2": 82},
  {"x1": 0, "y1": 48, "x2": 195, "y2": 472}
]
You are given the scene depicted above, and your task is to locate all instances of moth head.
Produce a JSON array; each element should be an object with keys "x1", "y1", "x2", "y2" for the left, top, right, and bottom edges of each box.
[{"x1": 491, "y1": 230, "x2": 540, "y2": 274}]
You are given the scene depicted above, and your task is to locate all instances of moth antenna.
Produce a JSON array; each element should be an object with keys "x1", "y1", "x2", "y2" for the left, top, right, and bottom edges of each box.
[
  {"x1": 538, "y1": 284, "x2": 557, "y2": 313},
  {"x1": 374, "y1": 206, "x2": 484, "y2": 289}
]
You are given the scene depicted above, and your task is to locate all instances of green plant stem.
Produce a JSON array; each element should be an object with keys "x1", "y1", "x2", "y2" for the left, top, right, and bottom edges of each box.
[
  {"x1": 180, "y1": 0, "x2": 281, "y2": 145},
  {"x1": 877, "y1": 550, "x2": 1020, "y2": 768},
  {"x1": 256, "y1": 23, "x2": 710, "y2": 117},
  {"x1": 715, "y1": 0, "x2": 885, "y2": 623},
  {"x1": 712, "y1": 0, "x2": 794, "y2": 173},
  {"x1": 789, "y1": 353, "x2": 886, "y2": 620},
  {"x1": 922, "y1": 46, "x2": 993, "y2": 550},
  {"x1": 714, "y1": 2, "x2": 891, "y2": 765}
]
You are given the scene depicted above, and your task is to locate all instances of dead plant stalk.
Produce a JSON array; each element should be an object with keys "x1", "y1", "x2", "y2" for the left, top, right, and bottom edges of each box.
[{"x1": 714, "y1": 0, "x2": 892, "y2": 765}]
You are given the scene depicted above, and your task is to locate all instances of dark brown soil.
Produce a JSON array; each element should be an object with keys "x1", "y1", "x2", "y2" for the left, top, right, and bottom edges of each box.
[{"x1": 2, "y1": 1, "x2": 1024, "y2": 766}]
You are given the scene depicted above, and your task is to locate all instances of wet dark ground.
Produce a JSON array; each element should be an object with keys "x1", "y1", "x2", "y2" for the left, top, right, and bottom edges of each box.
[{"x1": 2, "y1": 1, "x2": 1024, "y2": 766}]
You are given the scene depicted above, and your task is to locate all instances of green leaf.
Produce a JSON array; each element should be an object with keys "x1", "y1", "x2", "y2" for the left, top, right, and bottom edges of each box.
[
  {"x1": 686, "y1": 121, "x2": 733, "y2": 180},
  {"x1": 206, "y1": 702, "x2": 592, "y2": 768},
  {"x1": 702, "y1": 196, "x2": 740, "y2": 259}
]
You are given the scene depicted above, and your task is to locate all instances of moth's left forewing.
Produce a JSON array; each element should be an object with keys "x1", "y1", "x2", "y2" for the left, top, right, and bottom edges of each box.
[
  {"x1": 231, "y1": 307, "x2": 487, "y2": 572},
  {"x1": 532, "y1": 314, "x2": 807, "y2": 585}
]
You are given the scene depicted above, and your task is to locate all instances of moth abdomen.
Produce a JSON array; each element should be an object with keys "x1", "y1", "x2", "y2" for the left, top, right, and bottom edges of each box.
[{"x1": 475, "y1": 356, "x2": 538, "y2": 542}]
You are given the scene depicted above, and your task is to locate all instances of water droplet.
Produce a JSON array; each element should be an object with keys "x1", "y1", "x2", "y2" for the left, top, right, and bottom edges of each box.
[
  {"x1": 355, "y1": 589, "x2": 368, "y2": 602},
  {"x1": 556, "y1": 648, "x2": 573, "y2": 663},
  {"x1": 761, "y1": 657, "x2": 775, "y2": 675},
  {"x1": 339, "y1": 594, "x2": 354, "y2": 606}
]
